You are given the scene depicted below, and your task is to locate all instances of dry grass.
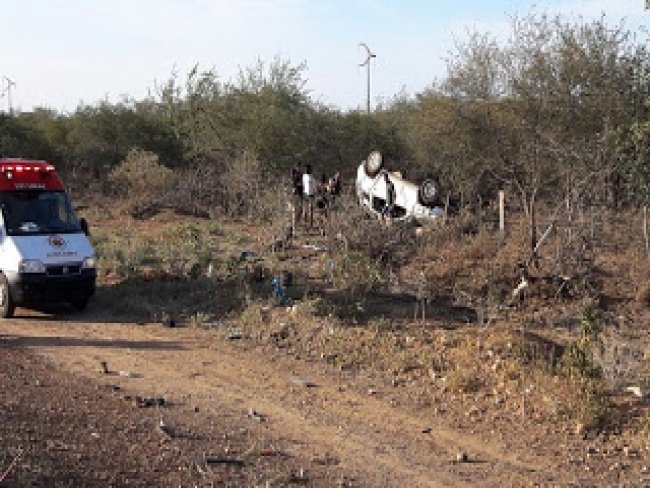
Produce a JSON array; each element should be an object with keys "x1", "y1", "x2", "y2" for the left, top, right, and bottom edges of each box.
[{"x1": 83, "y1": 203, "x2": 650, "y2": 440}]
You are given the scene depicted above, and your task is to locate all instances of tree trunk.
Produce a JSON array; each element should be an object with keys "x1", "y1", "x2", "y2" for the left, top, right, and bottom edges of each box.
[{"x1": 529, "y1": 193, "x2": 538, "y2": 268}]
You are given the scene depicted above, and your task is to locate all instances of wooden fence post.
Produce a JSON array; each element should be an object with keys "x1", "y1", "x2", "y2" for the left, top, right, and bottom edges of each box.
[
  {"x1": 498, "y1": 190, "x2": 505, "y2": 236},
  {"x1": 643, "y1": 205, "x2": 650, "y2": 257},
  {"x1": 444, "y1": 192, "x2": 451, "y2": 224}
]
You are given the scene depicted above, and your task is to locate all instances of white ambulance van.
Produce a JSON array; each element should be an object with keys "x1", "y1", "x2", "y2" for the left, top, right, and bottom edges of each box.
[{"x1": 0, "y1": 158, "x2": 96, "y2": 317}]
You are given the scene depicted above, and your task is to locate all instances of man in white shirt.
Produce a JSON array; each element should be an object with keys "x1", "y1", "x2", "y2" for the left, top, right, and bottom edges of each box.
[{"x1": 302, "y1": 164, "x2": 316, "y2": 227}]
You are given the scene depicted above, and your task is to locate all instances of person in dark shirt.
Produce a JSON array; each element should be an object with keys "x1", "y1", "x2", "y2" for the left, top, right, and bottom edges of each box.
[{"x1": 290, "y1": 163, "x2": 304, "y2": 224}]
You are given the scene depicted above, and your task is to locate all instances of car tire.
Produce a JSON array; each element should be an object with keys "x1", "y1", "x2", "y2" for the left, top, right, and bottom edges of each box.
[
  {"x1": 418, "y1": 179, "x2": 438, "y2": 206},
  {"x1": 0, "y1": 274, "x2": 15, "y2": 318},
  {"x1": 364, "y1": 150, "x2": 383, "y2": 177}
]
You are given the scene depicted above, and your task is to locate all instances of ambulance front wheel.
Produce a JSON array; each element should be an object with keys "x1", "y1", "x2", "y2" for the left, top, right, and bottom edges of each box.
[
  {"x1": 71, "y1": 295, "x2": 90, "y2": 312},
  {"x1": 0, "y1": 274, "x2": 16, "y2": 318}
]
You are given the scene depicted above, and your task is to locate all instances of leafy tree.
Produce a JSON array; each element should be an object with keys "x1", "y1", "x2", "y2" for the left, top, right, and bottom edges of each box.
[{"x1": 439, "y1": 13, "x2": 649, "y2": 259}]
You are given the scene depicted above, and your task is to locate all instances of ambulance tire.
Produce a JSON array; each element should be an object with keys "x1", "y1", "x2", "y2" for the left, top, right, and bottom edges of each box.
[
  {"x1": 0, "y1": 274, "x2": 15, "y2": 319},
  {"x1": 71, "y1": 296, "x2": 90, "y2": 312}
]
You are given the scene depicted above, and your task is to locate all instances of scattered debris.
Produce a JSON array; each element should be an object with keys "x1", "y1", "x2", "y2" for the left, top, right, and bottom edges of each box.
[
  {"x1": 118, "y1": 370, "x2": 140, "y2": 378},
  {"x1": 162, "y1": 316, "x2": 176, "y2": 328},
  {"x1": 133, "y1": 396, "x2": 166, "y2": 408},
  {"x1": 204, "y1": 456, "x2": 245, "y2": 467},
  {"x1": 290, "y1": 377, "x2": 318, "y2": 388},
  {"x1": 290, "y1": 467, "x2": 309, "y2": 484},
  {"x1": 270, "y1": 239, "x2": 285, "y2": 252},
  {"x1": 239, "y1": 250, "x2": 255, "y2": 261},
  {"x1": 251, "y1": 265, "x2": 265, "y2": 282},
  {"x1": 272, "y1": 276, "x2": 287, "y2": 304},
  {"x1": 302, "y1": 243, "x2": 328, "y2": 252},
  {"x1": 312, "y1": 453, "x2": 341, "y2": 466},
  {"x1": 246, "y1": 408, "x2": 266, "y2": 422},
  {"x1": 623, "y1": 446, "x2": 639, "y2": 458},
  {"x1": 271, "y1": 323, "x2": 292, "y2": 340},
  {"x1": 258, "y1": 446, "x2": 279, "y2": 457},
  {"x1": 203, "y1": 321, "x2": 226, "y2": 329},
  {"x1": 99, "y1": 361, "x2": 109, "y2": 375},
  {"x1": 625, "y1": 386, "x2": 645, "y2": 398},
  {"x1": 157, "y1": 418, "x2": 175, "y2": 438},
  {"x1": 99, "y1": 362, "x2": 140, "y2": 378}
]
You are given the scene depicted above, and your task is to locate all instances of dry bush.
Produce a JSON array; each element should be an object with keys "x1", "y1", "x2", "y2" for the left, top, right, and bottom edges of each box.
[
  {"x1": 108, "y1": 149, "x2": 177, "y2": 218},
  {"x1": 415, "y1": 204, "x2": 639, "y2": 316},
  {"x1": 565, "y1": 380, "x2": 611, "y2": 432},
  {"x1": 636, "y1": 282, "x2": 650, "y2": 306},
  {"x1": 218, "y1": 151, "x2": 269, "y2": 218},
  {"x1": 173, "y1": 163, "x2": 223, "y2": 217},
  {"x1": 324, "y1": 195, "x2": 417, "y2": 268},
  {"x1": 410, "y1": 215, "x2": 529, "y2": 319},
  {"x1": 446, "y1": 366, "x2": 485, "y2": 393},
  {"x1": 169, "y1": 151, "x2": 269, "y2": 219},
  {"x1": 596, "y1": 328, "x2": 647, "y2": 389},
  {"x1": 322, "y1": 195, "x2": 419, "y2": 306},
  {"x1": 117, "y1": 151, "x2": 276, "y2": 220}
]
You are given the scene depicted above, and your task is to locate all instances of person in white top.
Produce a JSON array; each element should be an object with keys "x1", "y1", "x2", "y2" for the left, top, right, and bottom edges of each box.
[{"x1": 302, "y1": 164, "x2": 316, "y2": 227}]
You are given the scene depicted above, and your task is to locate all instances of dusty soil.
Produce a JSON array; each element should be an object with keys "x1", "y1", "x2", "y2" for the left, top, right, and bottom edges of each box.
[{"x1": 1, "y1": 311, "x2": 648, "y2": 487}]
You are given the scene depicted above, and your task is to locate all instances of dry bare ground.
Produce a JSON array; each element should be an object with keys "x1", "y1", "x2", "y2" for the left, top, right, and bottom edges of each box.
[
  {"x1": 0, "y1": 316, "x2": 549, "y2": 487},
  {"x1": 1, "y1": 315, "x2": 648, "y2": 486}
]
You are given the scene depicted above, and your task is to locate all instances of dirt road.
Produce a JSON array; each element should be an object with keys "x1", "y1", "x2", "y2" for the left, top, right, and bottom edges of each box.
[{"x1": 1, "y1": 313, "x2": 572, "y2": 486}]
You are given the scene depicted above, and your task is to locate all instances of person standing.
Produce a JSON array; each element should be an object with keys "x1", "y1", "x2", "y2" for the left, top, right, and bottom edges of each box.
[
  {"x1": 329, "y1": 171, "x2": 341, "y2": 198},
  {"x1": 327, "y1": 171, "x2": 342, "y2": 220},
  {"x1": 290, "y1": 163, "x2": 304, "y2": 229},
  {"x1": 316, "y1": 173, "x2": 330, "y2": 230},
  {"x1": 302, "y1": 164, "x2": 316, "y2": 228}
]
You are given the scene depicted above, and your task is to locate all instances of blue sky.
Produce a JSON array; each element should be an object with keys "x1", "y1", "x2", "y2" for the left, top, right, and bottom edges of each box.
[{"x1": 1, "y1": 0, "x2": 647, "y2": 113}]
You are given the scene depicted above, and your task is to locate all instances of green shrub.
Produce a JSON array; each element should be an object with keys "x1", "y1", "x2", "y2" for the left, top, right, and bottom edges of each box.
[
  {"x1": 569, "y1": 381, "x2": 610, "y2": 432},
  {"x1": 558, "y1": 342, "x2": 602, "y2": 379}
]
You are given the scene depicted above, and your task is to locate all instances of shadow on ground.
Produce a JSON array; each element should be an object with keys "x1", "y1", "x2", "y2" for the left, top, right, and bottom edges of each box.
[
  {"x1": 314, "y1": 288, "x2": 478, "y2": 326},
  {"x1": 0, "y1": 334, "x2": 185, "y2": 350}
]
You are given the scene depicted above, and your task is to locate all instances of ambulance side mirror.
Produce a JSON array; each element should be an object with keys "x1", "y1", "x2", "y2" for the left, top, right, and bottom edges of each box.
[{"x1": 80, "y1": 218, "x2": 90, "y2": 236}]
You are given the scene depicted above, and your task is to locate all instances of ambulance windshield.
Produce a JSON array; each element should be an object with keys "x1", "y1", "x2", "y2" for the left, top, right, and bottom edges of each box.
[{"x1": 0, "y1": 190, "x2": 82, "y2": 236}]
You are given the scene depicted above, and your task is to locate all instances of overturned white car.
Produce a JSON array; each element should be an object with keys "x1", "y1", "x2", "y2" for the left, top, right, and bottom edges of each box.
[{"x1": 355, "y1": 151, "x2": 444, "y2": 223}]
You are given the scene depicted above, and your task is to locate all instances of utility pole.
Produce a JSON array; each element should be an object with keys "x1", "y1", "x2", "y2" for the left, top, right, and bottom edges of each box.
[
  {"x1": 359, "y1": 43, "x2": 376, "y2": 114},
  {"x1": 2, "y1": 76, "x2": 16, "y2": 115}
]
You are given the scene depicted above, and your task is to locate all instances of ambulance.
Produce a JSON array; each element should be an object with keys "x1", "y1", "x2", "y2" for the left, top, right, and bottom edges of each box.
[{"x1": 0, "y1": 158, "x2": 96, "y2": 317}]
